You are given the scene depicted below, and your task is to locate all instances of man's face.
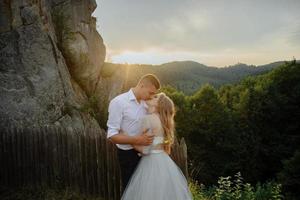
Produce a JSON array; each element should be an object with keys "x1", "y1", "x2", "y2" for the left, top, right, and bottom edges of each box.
[{"x1": 140, "y1": 83, "x2": 158, "y2": 101}]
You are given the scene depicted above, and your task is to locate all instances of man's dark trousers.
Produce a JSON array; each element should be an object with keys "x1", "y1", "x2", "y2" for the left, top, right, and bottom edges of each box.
[{"x1": 117, "y1": 148, "x2": 141, "y2": 194}]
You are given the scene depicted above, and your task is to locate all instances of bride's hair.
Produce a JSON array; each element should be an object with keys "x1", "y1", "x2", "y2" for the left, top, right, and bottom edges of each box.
[{"x1": 156, "y1": 92, "x2": 176, "y2": 154}]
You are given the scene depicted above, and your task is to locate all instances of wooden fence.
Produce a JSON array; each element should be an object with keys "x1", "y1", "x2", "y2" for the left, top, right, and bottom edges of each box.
[{"x1": 0, "y1": 124, "x2": 188, "y2": 199}]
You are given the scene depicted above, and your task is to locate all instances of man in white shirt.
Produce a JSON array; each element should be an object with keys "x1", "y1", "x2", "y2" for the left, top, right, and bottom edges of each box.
[{"x1": 106, "y1": 74, "x2": 161, "y2": 193}]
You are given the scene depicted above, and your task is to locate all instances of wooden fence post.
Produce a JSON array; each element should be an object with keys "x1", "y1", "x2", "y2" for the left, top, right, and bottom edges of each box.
[{"x1": 0, "y1": 124, "x2": 189, "y2": 199}]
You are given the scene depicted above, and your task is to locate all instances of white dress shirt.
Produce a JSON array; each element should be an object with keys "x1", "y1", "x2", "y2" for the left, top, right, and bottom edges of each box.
[{"x1": 106, "y1": 88, "x2": 149, "y2": 150}]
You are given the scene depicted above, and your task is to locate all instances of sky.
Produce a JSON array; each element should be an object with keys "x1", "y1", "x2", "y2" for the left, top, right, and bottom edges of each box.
[{"x1": 93, "y1": 0, "x2": 300, "y2": 67}]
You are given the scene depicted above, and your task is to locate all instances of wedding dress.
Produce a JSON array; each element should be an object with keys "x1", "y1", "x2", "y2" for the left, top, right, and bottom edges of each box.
[{"x1": 121, "y1": 114, "x2": 193, "y2": 200}]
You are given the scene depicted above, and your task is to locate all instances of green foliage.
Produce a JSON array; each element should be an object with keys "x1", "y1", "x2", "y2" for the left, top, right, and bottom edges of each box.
[
  {"x1": 164, "y1": 61, "x2": 299, "y2": 199},
  {"x1": 277, "y1": 150, "x2": 300, "y2": 200},
  {"x1": 189, "y1": 172, "x2": 283, "y2": 200},
  {"x1": 189, "y1": 179, "x2": 208, "y2": 200}
]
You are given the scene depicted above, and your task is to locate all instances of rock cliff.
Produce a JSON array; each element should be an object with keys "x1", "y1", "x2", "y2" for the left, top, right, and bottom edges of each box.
[{"x1": 0, "y1": 0, "x2": 118, "y2": 134}]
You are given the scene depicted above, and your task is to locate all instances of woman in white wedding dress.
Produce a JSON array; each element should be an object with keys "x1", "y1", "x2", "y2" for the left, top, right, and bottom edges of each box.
[{"x1": 121, "y1": 92, "x2": 193, "y2": 200}]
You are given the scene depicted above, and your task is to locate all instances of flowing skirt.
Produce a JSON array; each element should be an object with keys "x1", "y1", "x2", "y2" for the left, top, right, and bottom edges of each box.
[{"x1": 121, "y1": 151, "x2": 193, "y2": 200}]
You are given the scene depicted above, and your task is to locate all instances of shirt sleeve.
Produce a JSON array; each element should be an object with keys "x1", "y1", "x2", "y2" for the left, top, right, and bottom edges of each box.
[{"x1": 106, "y1": 98, "x2": 123, "y2": 138}]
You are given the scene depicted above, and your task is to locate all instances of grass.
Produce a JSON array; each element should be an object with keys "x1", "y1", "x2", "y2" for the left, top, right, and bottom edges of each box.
[{"x1": 0, "y1": 185, "x2": 105, "y2": 200}]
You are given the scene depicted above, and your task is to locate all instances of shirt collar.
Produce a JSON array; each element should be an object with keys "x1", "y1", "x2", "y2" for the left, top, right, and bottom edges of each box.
[
  {"x1": 143, "y1": 101, "x2": 149, "y2": 108},
  {"x1": 128, "y1": 88, "x2": 149, "y2": 108},
  {"x1": 128, "y1": 88, "x2": 137, "y2": 101}
]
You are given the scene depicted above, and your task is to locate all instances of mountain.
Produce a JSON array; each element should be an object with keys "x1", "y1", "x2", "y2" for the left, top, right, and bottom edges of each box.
[{"x1": 101, "y1": 60, "x2": 288, "y2": 95}]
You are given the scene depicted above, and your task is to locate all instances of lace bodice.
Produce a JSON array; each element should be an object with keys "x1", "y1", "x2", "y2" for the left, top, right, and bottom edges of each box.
[
  {"x1": 142, "y1": 136, "x2": 165, "y2": 154},
  {"x1": 140, "y1": 114, "x2": 165, "y2": 154},
  {"x1": 152, "y1": 136, "x2": 164, "y2": 145}
]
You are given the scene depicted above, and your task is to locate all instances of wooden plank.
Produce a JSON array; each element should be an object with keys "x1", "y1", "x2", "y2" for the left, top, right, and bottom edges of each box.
[
  {"x1": 81, "y1": 132, "x2": 87, "y2": 194},
  {"x1": 22, "y1": 126, "x2": 28, "y2": 186},
  {"x1": 62, "y1": 127, "x2": 70, "y2": 187},
  {"x1": 78, "y1": 132, "x2": 84, "y2": 194},
  {"x1": 181, "y1": 138, "x2": 188, "y2": 179},
  {"x1": 42, "y1": 126, "x2": 49, "y2": 186},
  {"x1": 15, "y1": 126, "x2": 22, "y2": 186},
  {"x1": 102, "y1": 135, "x2": 108, "y2": 199},
  {"x1": 36, "y1": 126, "x2": 42, "y2": 186},
  {"x1": 58, "y1": 126, "x2": 64, "y2": 187},
  {"x1": 2, "y1": 126, "x2": 9, "y2": 186},
  {"x1": 10, "y1": 126, "x2": 17, "y2": 187},
  {"x1": 87, "y1": 130, "x2": 94, "y2": 194},
  {"x1": 86, "y1": 132, "x2": 91, "y2": 195},
  {"x1": 68, "y1": 129, "x2": 74, "y2": 189},
  {"x1": 94, "y1": 132, "x2": 101, "y2": 195},
  {"x1": 13, "y1": 126, "x2": 20, "y2": 187},
  {"x1": 0, "y1": 126, "x2": 4, "y2": 185},
  {"x1": 41, "y1": 126, "x2": 47, "y2": 186},
  {"x1": 86, "y1": 133, "x2": 92, "y2": 195},
  {"x1": 106, "y1": 141, "x2": 113, "y2": 199},
  {"x1": 90, "y1": 130, "x2": 97, "y2": 195},
  {"x1": 67, "y1": 128, "x2": 72, "y2": 187},
  {"x1": 70, "y1": 128, "x2": 77, "y2": 191},
  {"x1": 31, "y1": 126, "x2": 36, "y2": 186},
  {"x1": 54, "y1": 126, "x2": 60, "y2": 187},
  {"x1": 47, "y1": 126, "x2": 54, "y2": 187},
  {"x1": 112, "y1": 144, "x2": 120, "y2": 200},
  {"x1": 53, "y1": 126, "x2": 60, "y2": 188},
  {"x1": 20, "y1": 126, "x2": 26, "y2": 186},
  {"x1": 99, "y1": 133, "x2": 104, "y2": 197},
  {"x1": 74, "y1": 130, "x2": 81, "y2": 193},
  {"x1": 7, "y1": 126, "x2": 13, "y2": 186},
  {"x1": 115, "y1": 144, "x2": 121, "y2": 200},
  {"x1": 97, "y1": 131, "x2": 105, "y2": 197},
  {"x1": 88, "y1": 132, "x2": 93, "y2": 195}
]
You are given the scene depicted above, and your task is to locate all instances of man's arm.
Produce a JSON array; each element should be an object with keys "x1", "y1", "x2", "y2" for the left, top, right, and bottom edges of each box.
[
  {"x1": 106, "y1": 98, "x2": 153, "y2": 146},
  {"x1": 109, "y1": 131, "x2": 153, "y2": 146}
]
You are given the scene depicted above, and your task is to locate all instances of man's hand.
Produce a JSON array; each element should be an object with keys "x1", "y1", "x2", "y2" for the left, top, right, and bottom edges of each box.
[{"x1": 135, "y1": 129, "x2": 154, "y2": 146}]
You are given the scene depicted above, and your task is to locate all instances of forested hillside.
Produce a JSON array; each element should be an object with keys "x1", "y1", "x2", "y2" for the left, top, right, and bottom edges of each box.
[
  {"x1": 102, "y1": 61, "x2": 285, "y2": 95},
  {"x1": 161, "y1": 60, "x2": 300, "y2": 199}
]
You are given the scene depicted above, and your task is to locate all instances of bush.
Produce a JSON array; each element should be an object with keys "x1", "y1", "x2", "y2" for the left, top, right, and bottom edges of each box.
[{"x1": 189, "y1": 172, "x2": 283, "y2": 200}]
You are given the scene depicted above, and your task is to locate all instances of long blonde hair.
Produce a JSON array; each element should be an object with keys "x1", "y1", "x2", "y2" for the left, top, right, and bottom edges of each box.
[{"x1": 156, "y1": 92, "x2": 176, "y2": 154}]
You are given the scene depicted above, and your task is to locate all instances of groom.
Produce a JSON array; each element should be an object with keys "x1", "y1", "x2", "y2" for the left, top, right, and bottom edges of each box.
[{"x1": 106, "y1": 74, "x2": 161, "y2": 193}]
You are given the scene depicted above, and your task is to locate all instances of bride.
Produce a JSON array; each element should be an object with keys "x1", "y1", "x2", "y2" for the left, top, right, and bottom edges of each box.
[{"x1": 120, "y1": 92, "x2": 193, "y2": 200}]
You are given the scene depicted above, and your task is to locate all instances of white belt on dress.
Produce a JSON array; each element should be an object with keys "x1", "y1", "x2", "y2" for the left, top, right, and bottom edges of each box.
[{"x1": 149, "y1": 149, "x2": 165, "y2": 154}]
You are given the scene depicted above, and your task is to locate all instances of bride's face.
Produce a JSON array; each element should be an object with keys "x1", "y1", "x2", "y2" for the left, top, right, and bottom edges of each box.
[{"x1": 146, "y1": 94, "x2": 159, "y2": 113}]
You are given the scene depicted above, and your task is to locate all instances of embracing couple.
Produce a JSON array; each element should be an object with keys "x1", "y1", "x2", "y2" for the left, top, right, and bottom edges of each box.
[{"x1": 106, "y1": 74, "x2": 193, "y2": 200}]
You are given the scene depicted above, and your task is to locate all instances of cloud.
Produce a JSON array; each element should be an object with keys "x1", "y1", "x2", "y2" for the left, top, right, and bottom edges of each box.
[{"x1": 93, "y1": 0, "x2": 300, "y2": 66}]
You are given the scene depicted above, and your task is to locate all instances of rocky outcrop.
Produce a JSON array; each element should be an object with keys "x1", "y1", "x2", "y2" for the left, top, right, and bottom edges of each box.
[
  {"x1": 51, "y1": 0, "x2": 105, "y2": 96},
  {"x1": 0, "y1": 0, "x2": 106, "y2": 133}
]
